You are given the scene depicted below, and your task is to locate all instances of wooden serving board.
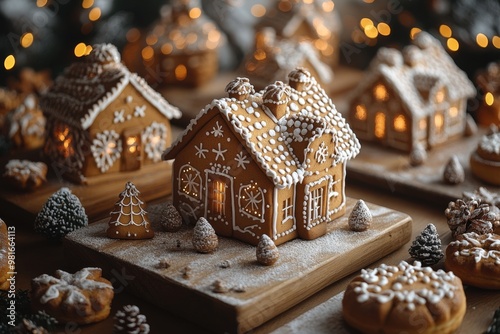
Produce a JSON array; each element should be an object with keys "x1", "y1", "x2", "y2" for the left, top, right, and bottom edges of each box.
[
  {"x1": 346, "y1": 130, "x2": 500, "y2": 207},
  {"x1": 0, "y1": 160, "x2": 173, "y2": 223},
  {"x1": 64, "y1": 197, "x2": 411, "y2": 334}
]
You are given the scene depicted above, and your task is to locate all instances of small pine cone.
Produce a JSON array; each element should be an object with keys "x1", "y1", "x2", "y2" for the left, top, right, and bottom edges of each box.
[
  {"x1": 160, "y1": 202, "x2": 183, "y2": 232},
  {"x1": 192, "y1": 217, "x2": 218, "y2": 253},
  {"x1": 14, "y1": 319, "x2": 49, "y2": 334},
  {"x1": 348, "y1": 200, "x2": 372, "y2": 232},
  {"x1": 409, "y1": 144, "x2": 427, "y2": 167},
  {"x1": 408, "y1": 224, "x2": 444, "y2": 266},
  {"x1": 114, "y1": 305, "x2": 150, "y2": 334},
  {"x1": 445, "y1": 199, "x2": 497, "y2": 239},
  {"x1": 256, "y1": 234, "x2": 279, "y2": 266},
  {"x1": 443, "y1": 155, "x2": 464, "y2": 185}
]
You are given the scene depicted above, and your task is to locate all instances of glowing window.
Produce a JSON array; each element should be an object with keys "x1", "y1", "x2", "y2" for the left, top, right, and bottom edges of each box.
[
  {"x1": 179, "y1": 165, "x2": 201, "y2": 201},
  {"x1": 309, "y1": 187, "x2": 324, "y2": 223},
  {"x1": 239, "y1": 183, "x2": 265, "y2": 221},
  {"x1": 449, "y1": 106, "x2": 458, "y2": 118},
  {"x1": 485, "y1": 92, "x2": 494, "y2": 106},
  {"x1": 175, "y1": 64, "x2": 187, "y2": 81},
  {"x1": 419, "y1": 118, "x2": 427, "y2": 130},
  {"x1": 212, "y1": 180, "x2": 226, "y2": 215},
  {"x1": 355, "y1": 104, "x2": 367, "y2": 121},
  {"x1": 373, "y1": 84, "x2": 389, "y2": 102},
  {"x1": 282, "y1": 198, "x2": 293, "y2": 224},
  {"x1": 434, "y1": 113, "x2": 444, "y2": 133},
  {"x1": 434, "y1": 88, "x2": 446, "y2": 104},
  {"x1": 374, "y1": 112, "x2": 386, "y2": 139},
  {"x1": 55, "y1": 124, "x2": 74, "y2": 158},
  {"x1": 393, "y1": 115, "x2": 407, "y2": 132}
]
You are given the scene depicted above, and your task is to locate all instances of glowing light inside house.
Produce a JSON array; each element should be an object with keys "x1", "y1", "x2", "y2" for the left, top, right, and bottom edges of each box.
[
  {"x1": 374, "y1": 84, "x2": 388, "y2": 101},
  {"x1": 355, "y1": 105, "x2": 367, "y2": 121},
  {"x1": 377, "y1": 23, "x2": 391, "y2": 36},
  {"x1": 74, "y1": 43, "x2": 88, "y2": 57},
  {"x1": 439, "y1": 25, "x2": 452, "y2": 38},
  {"x1": 435, "y1": 88, "x2": 445, "y2": 104},
  {"x1": 254, "y1": 49, "x2": 266, "y2": 61},
  {"x1": 449, "y1": 106, "x2": 458, "y2": 117},
  {"x1": 175, "y1": 64, "x2": 188, "y2": 81},
  {"x1": 106, "y1": 142, "x2": 116, "y2": 155},
  {"x1": 82, "y1": 0, "x2": 94, "y2": 9},
  {"x1": 476, "y1": 33, "x2": 488, "y2": 48},
  {"x1": 127, "y1": 136, "x2": 138, "y2": 153},
  {"x1": 374, "y1": 112, "x2": 386, "y2": 139},
  {"x1": 251, "y1": 4, "x2": 266, "y2": 17},
  {"x1": 21, "y1": 33, "x2": 34, "y2": 48},
  {"x1": 88, "y1": 7, "x2": 101, "y2": 21},
  {"x1": 434, "y1": 113, "x2": 444, "y2": 132},
  {"x1": 4, "y1": 55, "x2": 15, "y2": 70},
  {"x1": 419, "y1": 118, "x2": 427, "y2": 130},
  {"x1": 485, "y1": 92, "x2": 495, "y2": 106},
  {"x1": 393, "y1": 115, "x2": 407, "y2": 132},
  {"x1": 56, "y1": 127, "x2": 74, "y2": 158},
  {"x1": 447, "y1": 38, "x2": 459, "y2": 51},
  {"x1": 410, "y1": 27, "x2": 421, "y2": 40}
]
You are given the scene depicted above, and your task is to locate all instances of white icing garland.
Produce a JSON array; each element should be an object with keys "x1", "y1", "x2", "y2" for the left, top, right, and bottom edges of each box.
[
  {"x1": 91, "y1": 130, "x2": 122, "y2": 173},
  {"x1": 450, "y1": 232, "x2": 500, "y2": 264}
]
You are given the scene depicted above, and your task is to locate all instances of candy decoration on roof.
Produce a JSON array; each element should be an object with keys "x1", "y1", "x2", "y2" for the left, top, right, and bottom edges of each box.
[
  {"x1": 107, "y1": 182, "x2": 154, "y2": 240},
  {"x1": 34, "y1": 188, "x2": 88, "y2": 240}
]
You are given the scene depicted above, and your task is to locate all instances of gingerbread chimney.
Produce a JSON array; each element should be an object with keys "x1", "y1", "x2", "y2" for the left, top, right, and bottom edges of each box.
[
  {"x1": 263, "y1": 81, "x2": 290, "y2": 120},
  {"x1": 225, "y1": 77, "x2": 254, "y2": 101},
  {"x1": 288, "y1": 67, "x2": 312, "y2": 91}
]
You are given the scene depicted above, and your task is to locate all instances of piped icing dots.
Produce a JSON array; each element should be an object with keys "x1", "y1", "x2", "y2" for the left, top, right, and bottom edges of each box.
[{"x1": 353, "y1": 261, "x2": 458, "y2": 311}]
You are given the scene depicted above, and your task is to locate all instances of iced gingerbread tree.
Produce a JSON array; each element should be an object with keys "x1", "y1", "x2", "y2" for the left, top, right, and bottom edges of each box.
[{"x1": 106, "y1": 182, "x2": 154, "y2": 239}]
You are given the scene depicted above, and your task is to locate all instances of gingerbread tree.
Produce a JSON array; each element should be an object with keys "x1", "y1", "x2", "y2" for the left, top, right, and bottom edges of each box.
[{"x1": 106, "y1": 182, "x2": 154, "y2": 240}]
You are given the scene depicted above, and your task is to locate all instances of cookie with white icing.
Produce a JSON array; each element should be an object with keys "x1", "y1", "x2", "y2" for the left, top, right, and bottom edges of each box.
[
  {"x1": 470, "y1": 131, "x2": 500, "y2": 185},
  {"x1": 342, "y1": 261, "x2": 466, "y2": 334},
  {"x1": 31, "y1": 267, "x2": 114, "y2": 324},
  {"x1": 445, "y1": 232, "x2": 500, "y2": 289}
]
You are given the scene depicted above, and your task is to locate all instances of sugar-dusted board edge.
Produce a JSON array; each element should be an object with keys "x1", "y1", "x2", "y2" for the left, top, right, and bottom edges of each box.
[
  {"x1": 346, "y1": 130, "x2": 500, "y2": 207},
  {"x1": 64, "y1": 197, "x2": 411, "y2": 334},
  {"x1": 0, "y1": 159, "x2": 173, "y2": 223}
]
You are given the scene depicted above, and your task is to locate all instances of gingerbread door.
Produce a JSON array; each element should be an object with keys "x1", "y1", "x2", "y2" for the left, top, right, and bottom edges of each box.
[
  {"x1": 205, "y1": 172, "x2": 234, "y2": 237},
  {"x1": 121, "y1": 128, "x2": 142, "y2": 171}
]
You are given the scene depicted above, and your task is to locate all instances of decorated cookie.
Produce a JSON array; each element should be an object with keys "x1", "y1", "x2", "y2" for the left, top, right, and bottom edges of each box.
[
  {"x1": 31, "y1": 267, "x2": 114, "y2": 324},
  {"x1": 342, "y1": 261, "x2": 466, "y2": 334},
  {"x1": 3, "y1": 159, "x2": 47, "y2": 191},
  {"x1": 445, "y1": 232, "x2": 500, "y2": 289},
  {"x1": 470, "y1": 129, "x2": 500, "y2": 185}
]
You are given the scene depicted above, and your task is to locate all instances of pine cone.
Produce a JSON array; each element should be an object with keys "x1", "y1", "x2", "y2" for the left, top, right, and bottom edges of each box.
[
  {"x1": 114, "y1": 305, "x2": 150, "y2": 334},
  {"x1": 445, "y1": 199, "x2": 497, "y2": 239},
  {"x1": 160, "y1": 202, "x2": 182, "y2": 232},
  {"x1": 14, "y1": 319, "x2": 48, "y2": 334},
  {"x1": 408, "y1": 224, "x2": 444, "y2": 266}
]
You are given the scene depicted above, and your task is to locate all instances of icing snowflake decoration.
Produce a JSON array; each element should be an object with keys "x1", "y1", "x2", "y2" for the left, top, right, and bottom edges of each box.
[
  {"x1": 212, "y1": 143, "x2": 227, "y2": 161},
  {"x1": 234, "y1": 151, "x2": 250, "y2": 169},
  {"x1": 239, "y1": 183, "x2": 265, "y2": 221},
  {"x1": 142, "y1": 122, "x2": 167, "y2": 162},
  {"x1": 91, "y1": 130, "x2": 122, "y2": 173},
  {"x1": 195, "y1": 143, "x2": 209, "y2": 159},
  {"x1": 134, "y1": 105, "x2": 146, "y2": 118},
  {"x1": 113, "y1": 109, "x2": 125, "y2": 123},
  {"x1": 315, "y1": 142, "x2": 328, "y2": 164},
  {"x1": 211, "y1": 121, "x2": 224, "y2": 137}
]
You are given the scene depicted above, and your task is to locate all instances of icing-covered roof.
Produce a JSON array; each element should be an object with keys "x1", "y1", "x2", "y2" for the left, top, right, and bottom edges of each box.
[
  {"x1": 163, "y1": 69, "x2": 360, "y2": 189},
  {"x1": 350, "y1": 32, "x2": 476, "y2": 117},
  {"x1": 40, "y1": 44, "x2": 181, "y2": 130}
]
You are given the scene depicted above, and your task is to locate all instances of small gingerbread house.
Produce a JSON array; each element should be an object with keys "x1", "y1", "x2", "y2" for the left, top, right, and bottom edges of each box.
[
  {"x1": 41, "y1": 44, "x2": 181, "y2": 184},
  {"x1": 163, "y1": 68, "x2": 360, "y2": 246},
  {"x1": 241, "y1": 28, "x2": 334, "y2": 91},
  {"x1": 476, "y1": 61, "x2": 500, "y2": 127},
  {"x1": 348, "y1": 32, "x2": 475, "y2": 152},
  {"x1": 148, "y1": 0, "x2": 224, "y2": 87},
  {"x1": 256, "y1": 0, "x2": 341, "y2": 67}
]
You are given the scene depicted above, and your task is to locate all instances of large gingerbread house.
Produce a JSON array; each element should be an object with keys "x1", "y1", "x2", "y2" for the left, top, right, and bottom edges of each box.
[
  {"x1": 41, "y1": 44, "x2": 181, "y2": 184},
  {"x1": 347, "y1": 32, "x2": 475, "y2": 152},
  {"x1": 241, "y1": 28, "x2": 334, "y2": 91},
  {"x1": 163, "y1": 68, "x2": 360, "y2": 246}
]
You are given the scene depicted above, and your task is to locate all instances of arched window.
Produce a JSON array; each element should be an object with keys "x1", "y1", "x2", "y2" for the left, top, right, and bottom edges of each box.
[
  {"x1": 178, "y1": 165, "x2": 202, "y2": 202},
  {"x1": 238, "y1": 182, "x2": 265, "y2": 222}
]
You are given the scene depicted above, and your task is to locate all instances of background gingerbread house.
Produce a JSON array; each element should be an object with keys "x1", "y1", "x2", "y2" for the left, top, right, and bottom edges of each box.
[
  {"x1": 163, "y1": 68, "x2": 360, "y2": 246},
  {"x1": 41, "y1": 44, "x2": 181, "y2": 184},
  {"x1": 348, "y1": 32, "x2": 475, "y2": 152},
  {"x1": 476, "y1": 61, "x2": 500, "y2": 127}
]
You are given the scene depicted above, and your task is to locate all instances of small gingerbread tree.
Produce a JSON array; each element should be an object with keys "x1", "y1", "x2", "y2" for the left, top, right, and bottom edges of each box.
[
  {"x1": 106, "y1": 182, "x2": 154, "y2": 240},
  {"x1": 409, "y1": 224, "x2": 444, "y2": 266}
]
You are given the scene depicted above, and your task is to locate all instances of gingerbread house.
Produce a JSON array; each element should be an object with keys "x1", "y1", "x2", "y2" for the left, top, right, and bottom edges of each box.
[
  {"x1": 476, "y1": 61, "x2": 500, "y2": 127},
  {"x1": 147, "y1": 0, "x2": 224, "y2": 87},
  {"x1": 40, "y1": 44, "x2": 181, "y2": 184},
  {"x1": 256, "y1": 0, "x2": 340, "y2": 67},
  {"x1": 348, "y1": 32, "x2": 475, "y2": 152},
  {"x1": 163, "y1": 68, "x2": 360, "y2": 246},
  {"x1": 241, "y1": 28, "x2": 333, "y2": 91}
]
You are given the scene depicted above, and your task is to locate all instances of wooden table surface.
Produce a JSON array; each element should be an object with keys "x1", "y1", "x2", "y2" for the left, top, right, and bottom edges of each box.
[{"x1": 4, "y1": 178, "x2": 499, "y2": 334}]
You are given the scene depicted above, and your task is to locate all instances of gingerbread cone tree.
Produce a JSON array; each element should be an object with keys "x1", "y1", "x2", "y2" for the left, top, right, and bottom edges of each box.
[{"x1": 107, "y1": 182, "x2": 154, "y2": 239}]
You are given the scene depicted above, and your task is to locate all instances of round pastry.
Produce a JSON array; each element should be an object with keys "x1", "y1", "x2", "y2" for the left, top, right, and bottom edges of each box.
[
  {"x1": 3, "y1": 159, "x2": 47, "y2": 191},
  {"x1": 470, "y1": 131, "x2": 500, "y2": 185},
  {"x1": 0, "y1": 219, "x2": 10, "y2": 290},
  {"x1": 31, "y1": 267, "x2": 114, "y2": 324},
  {"x1": 342, "y1": 261, "x2": 466, "y2": 334},
  {"x1": 445, "y1": 232, "x2": 500, "y2": 289}
]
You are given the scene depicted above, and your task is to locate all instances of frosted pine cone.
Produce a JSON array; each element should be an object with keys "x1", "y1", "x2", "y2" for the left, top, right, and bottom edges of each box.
[
  {"x1": 348, "y1": 200, "x2": 372, "y2": 232},
  {"x1": 444, "y1": 199, "x2": 497, "y2": 239},
  {"x1": 113, "y1": 305, "x2": 150, "y2": 334},
  {"x1": 14, "y1": 319, "x2": 49, "y2": 334},
  {"x1": 408, "y1": 224, "x2": 444, "y2": 266},
  {"x1": 160, "y1": 202, "x2": 182, "y2": 232},
  {"x1": 256, "y1": 234, "x2": 279, "y2": 266},
  {"x1": 192, "y1": 217, "x2": 218, "y2": 253}
]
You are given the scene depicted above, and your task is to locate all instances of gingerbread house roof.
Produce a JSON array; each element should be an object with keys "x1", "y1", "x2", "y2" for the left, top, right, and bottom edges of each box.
[
  {"x1": 40, "y1": 44, "x2": 181, "y2": 130},
  {"x1": 163, "y1": 69, "x2": 360, "y2": 189},
  {"x1": 349, "y1": 32, "x2": 475, "y2": 117},
  {"x1": 155, "y1": 0, "x2": 223, "y2": 55},
  {"x1": 257, "y1": 0, "x2": 340, "y2": 40},
  {"x1": 243, "y1": 30, "x2": 333, "y2": 88}
]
